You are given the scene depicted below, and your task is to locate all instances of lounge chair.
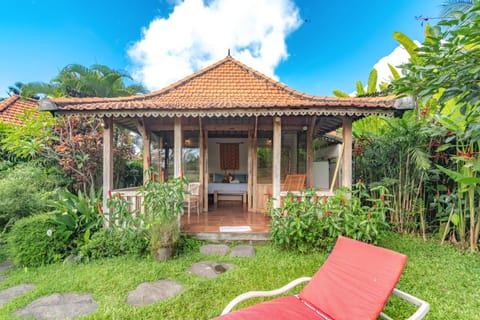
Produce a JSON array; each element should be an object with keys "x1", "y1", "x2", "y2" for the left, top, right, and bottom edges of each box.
[{"x1": 215, "y1": 236, "x2": 429, "y2": 320}]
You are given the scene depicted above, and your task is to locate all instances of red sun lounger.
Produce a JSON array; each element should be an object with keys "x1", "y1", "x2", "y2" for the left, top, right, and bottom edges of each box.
[{"x1": 215, "y1": 236, "x2": 429, "y2": 320}]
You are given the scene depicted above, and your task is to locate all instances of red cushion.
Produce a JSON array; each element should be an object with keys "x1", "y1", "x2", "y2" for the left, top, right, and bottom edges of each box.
[
  {"x1": 213, "y1": 296, "x2": 327, "y2": 320},
  {"x1": 299, "y1": 236, "x2": 407, "y2": 320}
]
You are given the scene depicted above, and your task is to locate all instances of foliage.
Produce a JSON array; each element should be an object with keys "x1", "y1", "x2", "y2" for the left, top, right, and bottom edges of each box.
[
  {"x1": 1, "y1": 112, "x2": 137, "y2": 193},
  {"x1": 0, "y1": 163, "x2": 65, "y2": 231},
  {"x1": 7, "y1": 213, "x2": 70, "y2": 267},
  {"x1": 139, "y1": 173, "x2": 186, "y2": 250},
  {"x1": 79, "y1": 228, "x2": 148, "y2": 260},
  {"x1": 355, "y1": 111, "x2": 432, "y2": 238},
  {"x1": 268, "y1": 185, "x2": 390, "y2": 253},
  {"x1": 20, "y1": 64, "x2": 146, "y2": 99},
  {"x1": 394, "y1": 5, "x2": 480, "y2": 251},
  {"x1": 50, "y1": 187, "x2": 104, "y2": 250}
]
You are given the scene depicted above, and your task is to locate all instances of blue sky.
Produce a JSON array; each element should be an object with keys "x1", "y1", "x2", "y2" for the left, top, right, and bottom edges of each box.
[{"x1": 0, "y1": 0, "x2": 442, "y2": 98}]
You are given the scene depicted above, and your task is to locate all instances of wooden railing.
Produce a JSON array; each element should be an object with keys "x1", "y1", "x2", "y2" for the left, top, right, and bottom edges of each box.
[{"x1": 112, "y1": 187, "x2": 144, "y2": 214}]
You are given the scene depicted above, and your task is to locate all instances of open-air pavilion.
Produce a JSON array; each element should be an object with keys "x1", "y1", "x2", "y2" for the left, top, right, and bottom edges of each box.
[{"x1": 40, "y1": 55, "x2": 411, "y2": 237}]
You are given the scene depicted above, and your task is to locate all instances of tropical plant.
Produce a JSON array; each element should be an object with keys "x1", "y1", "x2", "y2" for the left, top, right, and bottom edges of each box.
[
  {"x1": 50, "y1": 186, "x2": 104, "y2": 250},
  {"x1": 394, "y1": 4, "x2": 480, "y2": 251},
  {"x1": 268, "y1": 184, "x2": 390, "y2": 253},
  {"x1": 441, "y1": 0, "x2": 478, "y2": 16},
  {"x1": 138, "y1": 172, "x2": 186, "y2": 259},
  {"x1": 20, "y1": 64, "x2": 146, "y2": 99}
]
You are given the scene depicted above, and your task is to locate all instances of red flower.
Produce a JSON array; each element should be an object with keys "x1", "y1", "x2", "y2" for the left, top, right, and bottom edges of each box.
[
  {"x1": 107, "y1": 190, "x2": 112, "y2": 198},
  {"x1": 97, "y1": 203, "x2": 103, "y2": 215},
  {"x1": 117, "y1": 193, "x2": 121, "y2": 199},
  {"x1": 341, "y1": 198, "x2": 345, "y2": 208},
  {"x1": 381, "y1": 194, "x2": 385, "y2": 202},
  {"x1": 324, "y1": 211, "x2": 330, "y2": 217},
  {"x1": 447, "y1": 188, "x2": 451, "y2": 195},
  {"x1": 152, "y1": 172, "x2": 156, "y2": 182},
  {"x1": 161, "y1": 170, "x2": 165, "y2": 183}
]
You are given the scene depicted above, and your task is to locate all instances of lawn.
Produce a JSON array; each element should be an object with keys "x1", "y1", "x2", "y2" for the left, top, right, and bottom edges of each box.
[{"x1": 0, "y1": 233, "x2": 479, "y2": 319}]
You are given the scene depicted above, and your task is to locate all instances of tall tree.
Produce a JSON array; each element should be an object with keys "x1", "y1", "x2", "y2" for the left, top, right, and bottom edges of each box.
[
  {"x1": 4, "y1": 64, "x2": 146, "y2": 193},
  {"x1": 21, "y1": 64, "x2": 146, "y2": 98}
]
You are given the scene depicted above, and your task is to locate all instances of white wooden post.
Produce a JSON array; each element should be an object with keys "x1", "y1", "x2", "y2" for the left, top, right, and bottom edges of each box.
[
  {"x1": 174, "y1": 117, "x2": 183, "y2": 177},
  {"x1": 136, "y1": 120, "x2": 151, "y2": 183},
  {"x1": 342, "y1": 117, "x2": 353, "y2": 189},
  {"x1": 102, "y1": 117, "x2": 114, "y2": 221},
  {"x1": 272, "y1": 117, "x2": 282, "y2": 208}
]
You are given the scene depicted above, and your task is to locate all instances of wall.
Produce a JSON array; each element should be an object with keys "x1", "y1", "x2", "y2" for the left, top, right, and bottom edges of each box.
[{"x1": 208, "y1": 138, "x2": 248, "y2": 175}]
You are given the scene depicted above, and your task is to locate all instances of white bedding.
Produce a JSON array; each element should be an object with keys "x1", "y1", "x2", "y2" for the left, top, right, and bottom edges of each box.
[{"x1": 208, "y1": 183, "x2": 248, "y2": 194}]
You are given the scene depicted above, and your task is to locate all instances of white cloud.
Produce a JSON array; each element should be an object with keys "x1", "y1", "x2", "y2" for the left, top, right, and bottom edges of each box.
[
  {"x1": 128, "y1": 0, "x2": 302, "y2": 91},
  {"x1": 373, "y1": 40, "x2": 421, "y2": 87}
]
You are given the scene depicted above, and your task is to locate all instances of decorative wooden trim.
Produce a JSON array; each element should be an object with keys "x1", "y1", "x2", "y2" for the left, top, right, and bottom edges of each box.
[{"x1": 55, "y1": 107, "x2": 394, "y2": 119}]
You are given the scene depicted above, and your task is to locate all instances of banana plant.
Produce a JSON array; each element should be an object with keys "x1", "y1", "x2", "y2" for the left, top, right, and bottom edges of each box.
[{"x1": 434, "y1": 99, "x2": 480, "y2": 252}]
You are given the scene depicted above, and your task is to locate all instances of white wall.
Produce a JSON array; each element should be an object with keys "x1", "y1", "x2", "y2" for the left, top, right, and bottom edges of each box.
[{"x1": 208, "y1": 138, "x2": 248, "y2": 174}]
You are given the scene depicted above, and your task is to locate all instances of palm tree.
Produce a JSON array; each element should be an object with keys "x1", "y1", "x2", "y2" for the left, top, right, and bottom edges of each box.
[
  {"x1": 21, "y1": 64, "x2": 146, "y2": 98},
  {"x1": 441, "y1": 0, "x2": 477, "y2": 16}
]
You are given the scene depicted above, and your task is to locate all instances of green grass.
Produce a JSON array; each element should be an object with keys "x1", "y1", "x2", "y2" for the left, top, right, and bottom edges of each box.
[{"x1": 0, "y1": 233, "x2": 479, "y2": 319}]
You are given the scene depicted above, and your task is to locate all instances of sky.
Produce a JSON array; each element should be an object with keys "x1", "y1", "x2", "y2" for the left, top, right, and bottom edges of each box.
[{"x1": 0, "y1": 0, "x2": 443, "y2": 98}]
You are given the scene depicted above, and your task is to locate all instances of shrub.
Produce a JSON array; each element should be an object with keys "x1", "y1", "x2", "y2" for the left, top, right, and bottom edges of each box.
[
  {"x1": 8, "y1": 213, "x2": 70, "y2": 267},
  {"x1": 0, "y1": 163, "x2": 65, "y2": 230},
  {"x1": 79, "y1": 228, "x2": 148, "y2": 260},
  {"x1": 269, "y1": 185, "x2": 390, "y2": 253}
]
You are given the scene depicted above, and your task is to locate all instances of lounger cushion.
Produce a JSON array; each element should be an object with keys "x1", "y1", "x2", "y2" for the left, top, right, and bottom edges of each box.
[
  {"x1": 214, "y1": 296, "x2": 328, "y2": 320},
  {"x1": 299, "y1": 236, "x2": 407, "y2": 320}
]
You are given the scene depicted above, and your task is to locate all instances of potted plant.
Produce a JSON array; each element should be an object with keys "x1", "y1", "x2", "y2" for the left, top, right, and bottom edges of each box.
[{"x1": 139, "y1": 171, "x2": 186, "y2": 261}]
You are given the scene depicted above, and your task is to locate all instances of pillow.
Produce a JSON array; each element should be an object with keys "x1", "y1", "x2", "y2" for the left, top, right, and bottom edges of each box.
[
  {"x1": 214, "y1": 173, "x2": 224, "y2": 183},
  {"x1": 237, "y1": 174, "x2": 247, "y2": 183}
]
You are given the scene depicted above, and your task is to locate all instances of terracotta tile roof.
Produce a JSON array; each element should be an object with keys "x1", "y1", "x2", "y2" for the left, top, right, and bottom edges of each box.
[
  {"x1": 46, "y1": 56, "x2": 400, "y2": 113},
  {"x1": 0, "y1": 95, "x2": 39, "y2": 125}
]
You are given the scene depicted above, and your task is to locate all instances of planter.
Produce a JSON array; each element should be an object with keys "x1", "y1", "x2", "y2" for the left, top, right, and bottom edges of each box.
[{"x1": 154, "y1": 247, "x2": 174, "y2": 261}]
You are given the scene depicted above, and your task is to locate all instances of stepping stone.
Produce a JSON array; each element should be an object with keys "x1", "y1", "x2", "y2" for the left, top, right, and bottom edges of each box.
[
  {"x1": 0, "y1": 261, "x2": 13, "y2": 273},
  {"x1": 0, "y1": 284, "x2": 35, "y2": 307},
  {"x1": 13, "y1": 292, "x2": 97, "y2": 319},
  {"x1": 230, "y1": 245, "x2": 256, "y2": 257},
  {"x1": 127, "y1": 279, "x2": 184, "y2": 306},
  {"x1": 188, "y1": 261, "x2": 234, "y2": 278},
  {"x1": 200, "y1": 244, "x2": 230, "y2": 256}
]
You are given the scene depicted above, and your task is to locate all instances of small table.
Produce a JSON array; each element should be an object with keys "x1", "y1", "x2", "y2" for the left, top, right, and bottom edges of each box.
[{"x1": 214, "y1": 190, "x2": 247, "y2": 204}]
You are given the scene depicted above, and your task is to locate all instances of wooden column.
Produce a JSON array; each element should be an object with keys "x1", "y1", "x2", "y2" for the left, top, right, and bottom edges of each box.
[
  {"x1": 198, "y1": 118, "x2": 205, "y2": 212},
  {"x1": 156, "y1": 136, "x2": 163, "y2": 175},
  {"x1": 174, "y1": 118, "x2": 183, "y2": 177},
  {"x1": 137, "y1": 120, "x2": 151, "y2": 183},
  {"x1": 272, "y1": 117, "x2": 282, "y2": 208},
  {"x1": 342, "y1": 117, "x2": 353, "y2": 189},
  {"x1": 203, "y1": 127, "x2": 209, "y2": 212},
  {"x1": 251, "y1": 117, "x2": 258, "y2": 211},
  {"x1": 306, "y1": 116, "x2": 316, "y2": 188},
  {"x1": 102, "y1": 117, "x2": 114, "y2": 217},
  {"x1": 247, "y1": 129, "x2": 253, "y2": 210}
]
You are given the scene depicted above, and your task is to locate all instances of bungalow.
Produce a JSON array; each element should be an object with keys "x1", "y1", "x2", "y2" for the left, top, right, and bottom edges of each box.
[{"x1": 39, "y1": 55, "x2": 412, "y2": 216}]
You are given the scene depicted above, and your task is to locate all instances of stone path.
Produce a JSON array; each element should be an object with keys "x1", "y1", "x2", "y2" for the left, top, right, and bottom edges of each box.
[
  {"x1": 0, "y1": 244, "x2": 256, "y2": 318},
  {"x1": 13, "y1": 293, "x2": 97, "y2": 320},
  {"x1": 127, "y1": 279, "x2": 184, "y2": 306}
]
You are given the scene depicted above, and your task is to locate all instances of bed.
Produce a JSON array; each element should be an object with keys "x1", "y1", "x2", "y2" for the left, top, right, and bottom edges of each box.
[{"x1": 208, "y1": 173, "x2": 248, "y2": 203}]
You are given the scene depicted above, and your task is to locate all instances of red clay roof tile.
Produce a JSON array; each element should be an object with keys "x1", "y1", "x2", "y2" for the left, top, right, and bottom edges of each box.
[
  {"x1": 48, "y1": 56, "x2": 398, "y2": 112},
  {"x1": 0, "y1": 95, "x2": 39, "y2": 125}
]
